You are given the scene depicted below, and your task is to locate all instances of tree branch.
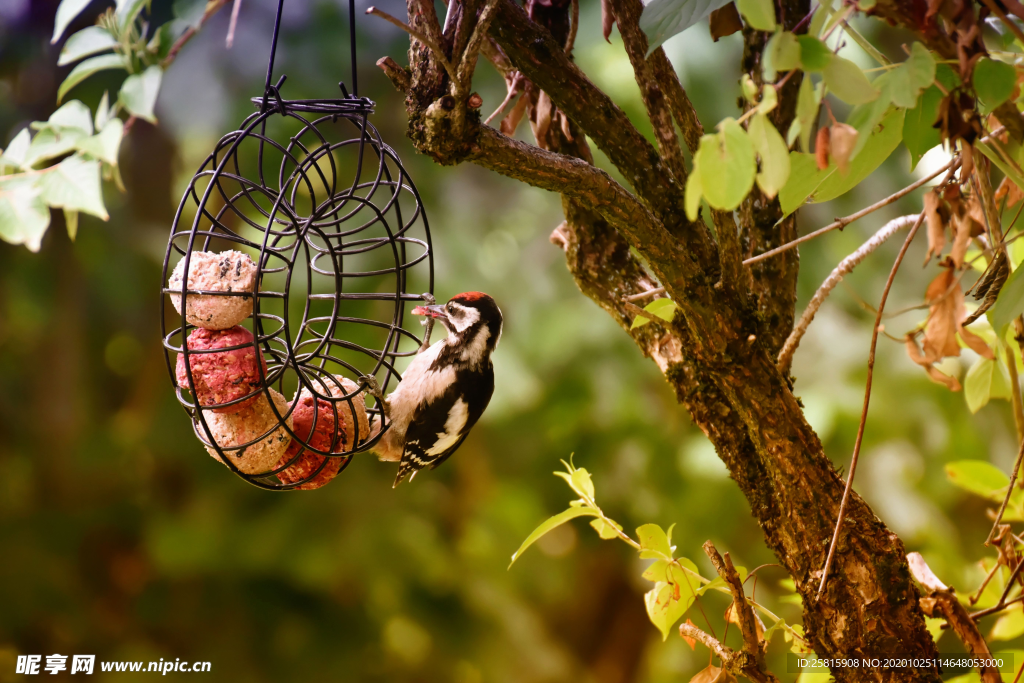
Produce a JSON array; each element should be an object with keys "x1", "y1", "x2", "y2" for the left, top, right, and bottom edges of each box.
[
  {"x1": 703, "y1": 541, "x2": 778, "y2": 683},
  {"x1": 488, "y1": 0, "x2": 711, "y2": 248},
  {"x1": 908, "y1": 552, "x2": 1000, "y2": 683},
  {"x1": 608, "y1": 0, "x2": 688, "y2": 185}
]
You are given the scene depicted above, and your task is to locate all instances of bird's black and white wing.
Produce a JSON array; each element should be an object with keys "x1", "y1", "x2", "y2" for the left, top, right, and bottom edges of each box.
[{"x1": 393, "y1": 367, "x2": 493, "y2": 486}]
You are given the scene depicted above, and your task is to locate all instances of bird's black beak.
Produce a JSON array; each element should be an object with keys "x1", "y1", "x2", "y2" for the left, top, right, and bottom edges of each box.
[{"x1": 412, "y1": 303, "x2": 449, "y2": 325}]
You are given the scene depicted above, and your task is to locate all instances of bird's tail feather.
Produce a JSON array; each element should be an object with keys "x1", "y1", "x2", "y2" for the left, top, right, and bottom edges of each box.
[{"x1": 393, "y1": 461, "x2": 417, "y2": 488}]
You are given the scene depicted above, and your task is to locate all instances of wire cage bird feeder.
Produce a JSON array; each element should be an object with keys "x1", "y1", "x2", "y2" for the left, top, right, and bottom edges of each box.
[{"x1": 160, "y1": 0, "x2": 433, "y2": 490}]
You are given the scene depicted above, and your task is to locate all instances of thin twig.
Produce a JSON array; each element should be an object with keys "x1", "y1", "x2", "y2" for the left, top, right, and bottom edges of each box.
[
  {"x1": 744, "y1": 161, "x2": 955, "y2": 266},
  {"x1": 986, "y1": 437, "x2": 1024, "y2": 545},
  {"x1": 623, "y1": 286, "x2": 666, "y2": 302},
  {"x1": 625, "y1": 301, "x2": 665, "y2": 325},
  {"x1": 484, "y1": 72, "x2": 523, "y2": 125},
  {"x1": 678, "y1": 623, "x2": 731, "y2": 661},
  {"x1": 161, "y1": 0, "x2": 231, "y2": 67},
  {"x1": 971, "y1": 593, "x2": 1024, "y2": 621},
  {"x1": 1003, "y1": 339, "x2": 1024, "y2": 443},
  {"x1": 366, "y1": 7, "x2": 460, "y2": 85},
  {"x1": 778, "y1": 214, "x2": 918, "y2": 373},
  {"x1": 226, "y1": 0, "x2": 242, "y2": 48},
  {"x1": 817, "y1": 211, "x2": 927, "y2": 599}
]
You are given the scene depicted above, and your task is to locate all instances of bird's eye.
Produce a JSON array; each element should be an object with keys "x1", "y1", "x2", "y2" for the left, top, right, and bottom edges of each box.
[{"x1": 447, "y1": 304, "x2": 454, "y2": 314}]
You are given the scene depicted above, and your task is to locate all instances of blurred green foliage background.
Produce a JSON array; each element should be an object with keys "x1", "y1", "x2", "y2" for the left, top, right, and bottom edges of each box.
[{"x1": 0, "y1": 1, "x2": 1019, "y2": 681}]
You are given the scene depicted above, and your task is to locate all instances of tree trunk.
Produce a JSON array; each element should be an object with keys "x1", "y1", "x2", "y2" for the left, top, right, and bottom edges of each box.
[{"x1": 381, "y1": 0, "x2": 949, "y2": 678}]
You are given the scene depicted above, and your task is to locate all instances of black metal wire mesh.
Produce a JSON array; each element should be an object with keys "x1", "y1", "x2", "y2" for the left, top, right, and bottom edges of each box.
[{"x1": 160, "y1": 81, "x2": 433, "y2": 490}]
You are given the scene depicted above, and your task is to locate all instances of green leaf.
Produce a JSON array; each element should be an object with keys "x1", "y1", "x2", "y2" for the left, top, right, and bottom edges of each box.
[
  {"x1": 638, "y1": 0, "x2": 732, "y2": 54},
  {"x1": 0, "y1": 178, "x2": 50, "y2": 251},
  {"x1": 637, "y1": 523, "x2": 673, "y2": 560},
  {"x1": 22, "y1": 128, "x2": 88, "y2": 169},
  {"x1": 765, "y1": 30, "x2": 801, "y2": 77},
  {"x1": 76, "y1": 118, "x2": 124, "y2": 166},
  {"x1": 904, "y1": 86, "x2": 942, "y2": 170},
  {"x1": 645, "y1": 582, "x2": 694, "y2": 640},
  {"x1": 757, "y1": 84, "x2": 778, "y2": 115},
  {"x1": 58, "y1": 54, "x2": 127, "y2": 104},
  {"x1": 989, "y1": 263, "x2": 1024, "y2": 335},
  {"x1": 945, "y1": 460, "x2": 1009, "y2": 501},
  {"x1": 990, "y1": 609, "x2": 1024, "y2": 642},
  {"x1": 823, "y1": 55, "x2": 880, "y2": 104},
  {"x1": 590, "y1": 517, "x2": 623, "y2": 540},
  {"x1": 95, "y1": 91, "x2": 112, "y2": 131},
  {"x1": 119, "y1": 66, "x2": 163, "y2": 123},
  {"x1": 642, "y1": 559, "x2": 671, "y2": 582},
  {"x1": 64, "y1": 208, "x2": 79, "y2": 241},
  {"x1": 795, "y1": 75, "x2": 821, "y2": 152},
  {"x1": 58, "y1": 26, "x2": 118, "y2": 66},
  {"x1": 51, "y1": 0, "x2": 94, "y2": 43},
  {"x1": 571, "y1": 467, "x2": 596, "y2": 500},
  {"x1": 631, "y1": 298, "x2": 678, "y2": 329},
  {"x1": 0, "y1": 128, "x2": 31, "y2": 171},
  {"x1": 965, "y1": 357, "x2": 1011, "y2": 414},
  {"x1": 749, "y1": 113, "x2": 790, "y2": 199},
  {"x1": 698, "y1": 119, "x2": 756, "y2": 210},
  {"x1": 888, "y1": 43, "x2": 936, "y2": 109},
  {"x1": 737, "y1": 0, "x2": 775, "y2": 31},
  {"x1": 38, "y1": 154, "x2": 108, "y2": 220},
  {"x1": 46, "y1": 100, "x2": 94, "y2": 135},
  {"x1": 974, "y1": 57, "x2": 1017, "y2": 111},
  {"x1": 797, "y1": 35, "x2": 833, "y2": 72},
  {"x1": 808, "y1": 0, "x2": 831, "y2": 36},
  {"x1": 685, "y1": 159, "x2": 703, "y2": 221},
  {"x1": 509, "y1": 507, "x2": 599, "y2": 567},
  {"x1": 643, "y1": 558, "x2": 700, "y2": 641},
  {"x1": 116, "y1": 0, "x2": 151, "y2": 29},
  {"x1": 780, "y1": 108, "x2": 904, "y2": 216}
]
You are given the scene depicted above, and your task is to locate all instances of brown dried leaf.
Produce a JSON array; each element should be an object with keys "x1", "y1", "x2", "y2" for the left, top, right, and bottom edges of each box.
[
  {"x1": 500, "y1": 93, "x2": 528, "y2": 136},
  {"x1": 709, "y1": 3, "x2": 742, "y2": 42},
  {"x1": 923, "y1": 267, "x2": 962, "y2": 362},
  {"x1": 961, "y1": 142, "x2": 974, "y2": 183},
  {"x1": 601, "y1": 0, "x2": 615, "y2": 42},
  {"x1": 924, "y1": 192, "x2": 946, "y2": 263},
  {"x1": 950, "y1": 213, "x2": 972, "y2": 269},
  {"x1": 690, "y1": 664, "x2": 737, "y2": 683},
  {"x1": 927, "y1": 364, "x2": 963, "y2": 391},
  {"x1": 906, "y1": 334, "x2": 963, "y2": 390},
  {"x1": 995, "y1": 176, "x2": 1024, "y2": 208},
  {"x1": 966, "y1": 193, "x2": 986, "y2": 233},
  {"x1": 531, "y1": 90, "x2": 554, "y2": 149},
  {"x1": 815, "y1": 126, "x2": 830, "y2": 171},
  {"x1": 829, "y1": 123, "x2": 858, "y2": 174},
  {"x1": 559, "y1": 110, "x2": 573, "y2": 141},
  {"x1": 681, "y1": 618, "x2": 697, "y2": 650}
]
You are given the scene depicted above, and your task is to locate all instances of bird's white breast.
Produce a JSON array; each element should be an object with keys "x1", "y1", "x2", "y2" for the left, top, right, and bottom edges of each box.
[{"x1": 385, "y1": 338, "x2": 455, "y2": 437}]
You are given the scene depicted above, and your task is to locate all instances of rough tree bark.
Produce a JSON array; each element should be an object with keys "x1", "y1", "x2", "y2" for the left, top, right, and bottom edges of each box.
[{"x1": 378, "y1": 0, "x2": 963, "y2": 679}]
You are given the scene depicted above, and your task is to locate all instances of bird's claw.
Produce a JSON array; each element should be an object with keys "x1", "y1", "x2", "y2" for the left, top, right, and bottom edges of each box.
[{"x1": 359, "y1": 374, "x2": 390, "y2": 419}]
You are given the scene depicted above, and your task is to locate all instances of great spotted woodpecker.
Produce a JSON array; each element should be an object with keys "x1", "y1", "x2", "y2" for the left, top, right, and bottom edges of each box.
[{"x1": 363, "y1": 292, "x2": 503, "y2": 487}]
